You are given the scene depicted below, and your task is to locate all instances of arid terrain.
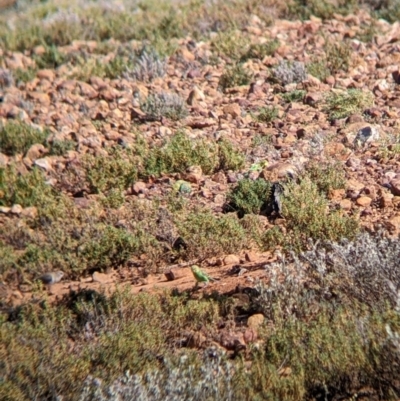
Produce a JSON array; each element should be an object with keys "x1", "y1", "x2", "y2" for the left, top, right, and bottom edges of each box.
[{"x1": 2, "y1": 0, "x2": 400, "y2": 400}]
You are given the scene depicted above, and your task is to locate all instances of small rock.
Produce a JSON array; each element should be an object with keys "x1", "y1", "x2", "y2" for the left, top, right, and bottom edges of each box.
[
  {"x1": 10, "y1": 204, "x2": 23, "y2": 215},
  {"x1": 0, "y1": 206, "x2": 11, "y2": 214},
  {"x1": 346, "y1": 179, "x2": 365, "y2": 199},
  {"x1": 214, "y1": 194, "x2": 225, "y2": 206},
  {"x1": 25, "y1": 143, "x2": 46, "y2": 160},
  {"x1": 340, "y1": 199, "x2": 352, "y2": 210},
  {"x1": 164, "y1": 268, "x2": 186, "y2": 281},
  {"x1": 158, "y1": 126, "x2": 172, "y2": 136},
  {"x1": 34, "y1": 157, "x2": 53, "y2": 171},
  {"x1": 356, "y1": 196, "x2": 372, "y2": 207},
  {"x1": 380, "y1": 193, "x2": 393, "y2": 208},
  {"x1": 79, "y1": 82, "x2": 98, "y2": 99},
  {"x1": 132, "y1": 181, "x2": 147, "y2": 195},
  {"x1": 0, "y1": 153, "x2": 9, "y2": 167},
  {"x1": 92, "y1": 271, "x2": 113, "y2": 284},
  {"x1": 212, "y1": 171, "x2": 227, "y2": 184},
  {"x1": 223, "y1": 103, "x2": 241, "y2": 118},
  {"x1": 262, "y1": 162, "x2": 298, "y2": 181},
  {"x1": 247, "y1": 314, "x2": 264, "y2": 330},
  {"x1": 37, "y1": 69, "x2": 55, "y2": 81},
  {"x1": 223, "y1": 254, "x2": 240, "y2": 265},
  {"x1": 185, "y1": 165, "x2": 203, "y2": 184},
  {"x1": 187, "y1": 86, "x2": 205, "y2": 106},
  {"x1": 243, "y1": 328, "x2": 258, "y2": 343},
  {"x1": 245, "y1": 251, "x2": 258, "y2": 262},
  {"x1": 390, "y1": 179, "x2": 400, "y2": 196},
  {"x1": 219, "y1": 330, "x2": 246, "y2": 351},
  {"x1": 21, "y1": 206, "x2": 38, "y2": 219},
  {"x1": 386, "y1": 214, "x2": 400, "y2": 235}
]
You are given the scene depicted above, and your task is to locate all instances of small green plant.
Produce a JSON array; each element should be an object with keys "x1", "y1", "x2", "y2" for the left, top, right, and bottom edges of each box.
[
  {"x1": 252, "y1": 106, "x2": 279, "y2": 123},
  {"x1": 13, "y1": 67, "x2": 37, "y2": 84},
  {"x1": 212, "y1": 30, "x2": 249, "y2": 61},
  {"x1": 143, "y1": 131, "x2": 219, "y2": 177},
  {"x1": 226, "y1": 178, "x2": 271, "y2": 216},
  {"x1": 33, "y1": 44, "x2": 67, "y2": 69},
  {"x1": 305, "y1": 161, "x2": 346, "y2": 195},
  {"x1": 281, "y1": 90, "x2": 306, "y2": 103},
  {"x1": 82, "y1": 225, "x2": 156, "y2": 271},
  {"x1": 264, "y1": 178, "x2": 359, "y2": 252},
  {"x1": 286, "y1": 0, "x2": 358, "y2": 20},
  {"x1": 324, "y1": 89, "x2": 374, "y2": 120},
  {"x1": 140, "y1": 92, "x2": 188, "y2": 121},
  {"x1": 176, "y1": 209, "x2": 248, "y2": 260},
  {"x1": 47, "y1": 139, "x2": 76, "y2": 156},
  {"x1": 0, "y1": 120, "x2": 49, "y2": 156},
  {"x1": 0, "y1": 166, "x2": 55, "y2": 207},
  {"x1": 219, "y1": 63, "x2": 252, "y2": 90},
  {"x1": 272, "y1": 60, "x2": 307, "y2": 85},
  {"x1": 83, "y1": 147, "x2": 138, "y2": 194},
  {"x1": 241, "y1": 39, "x2": 280, "y2": 61},
  {"x1": 217, "y1": 139, "x2": 245, "y2": 171},
  {"x1": 325, "y1": 41, "x2": 351, "y2": 74},
  {"x1": 124, "y1": 48, "x2": 166, "y2": 82},
  {"x1": 307, "y1": 59, "x2": 330, "y2": 81}
]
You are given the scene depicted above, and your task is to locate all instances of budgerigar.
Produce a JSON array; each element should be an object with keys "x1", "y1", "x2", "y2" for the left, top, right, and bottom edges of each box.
[{"x1": 190, "y1": 265, "x2": 216, "y2": 287}]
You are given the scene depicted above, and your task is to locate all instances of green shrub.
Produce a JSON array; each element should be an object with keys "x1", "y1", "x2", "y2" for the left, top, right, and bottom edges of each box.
[
  {"x1": 212, "y1": 30, "x2": 249, "y2": 61},
  {"x1": 176, "y1": 209, "x2": 248, "y2": 260},
  {"x1": 33, "y1": 44, "x2": 67, "y2": 69},
  {"x1": 143, "y1": 131, "x2": 219, "y2": 177},
  {"x1": 241, "y1": 39, "x2": 280, "y2": 61},
  {"x1": 0, "y1": 166, "x2": 54, "y2": 207},
  {"x1": 48, "y1": 139, "x2": 76, "y2": 156},
  {"x1": 252, "y1": 106, "x2": 279, "y2": 123},
  {"x1": 305, "y1": 161, "x2": 346, "y2": 195},
  {"x1": 282, "y1": 90, "x2": 306, "y2": 103},
  {"x1": 219, "y1": 63, "x2": 252, "y2": 90},
  {"x1": 324, "y1": 89, "x2": 374, "y2": 120},
  {"x1": 0, "y1": 121, "x2": 49, "y2": 156},
  {"x1": 140, "y1": 92, "x2": 188, "y2": 121},
  {"x1": 307, "y1": 59, "x2": 330, "y2": 81},
  {"x1": 325, "y1": 41, "x2": 351, "y2": 74},
  {"x1": 264, "y1": 178, "x2": 359, "y2": 252},
  {"x1": 217, "y1": 139, "x2": 245, "y2": 171},
  {"x1": 83, "y1": 147, "x2": 138, "y2": 194},
  {"x1": 226, "y1": 178, "x2": 271, "y2": 216}
]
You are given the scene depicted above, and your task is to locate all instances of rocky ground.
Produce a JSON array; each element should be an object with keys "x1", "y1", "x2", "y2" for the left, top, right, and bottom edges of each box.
[{"x1": 2, "y1": 1, "x2": 400, "y2": 400}]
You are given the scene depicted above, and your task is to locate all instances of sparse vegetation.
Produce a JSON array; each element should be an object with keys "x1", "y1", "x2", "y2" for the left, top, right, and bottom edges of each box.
[
  {"x1": 282, "y1": 90, "x2": 306, "y2": 103},
  {"x1": 140, "y1": 92, "x2": 188, "y2": 121},
  {"x1": 307, "y1": 58, "x2": 330, "y2": 81},
  {"x1": 124, "y1": 48, "x2": 166, "y2": 82},
  {"x1": 325, "y1": 41, "x2": 352, "y2": 74},
  {"x1": 219, "y1": 63, "x2": 252, "y2": 90},
  {"x1": 2, "y1": 1, "x2": 400, "y2": 400},
  {"x1": 264, "y1": 177, "x2": 359, "y2": 252},
  {"x1": 0, "y1": 166, "x2": 56, "y2": 207},
  {"x1": 252, "y1": 106, "x2": 279, "y2": 122},
  {"x1": 241, "y1": 39, "x2": 280, "y2": 61},
  {"x1": 324, "y1": 89, "x2": 374, "y2": 120},
  {"x1": 0, "y1": 120, "x2": 49, "y2": 156},
  {"x1": 273, "y1": 60, "x2": 307, "y2": 85},
  {"x1": 226, "y1": 178, "x2": 271, "y2": 216}
]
